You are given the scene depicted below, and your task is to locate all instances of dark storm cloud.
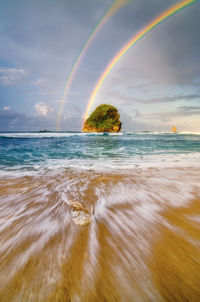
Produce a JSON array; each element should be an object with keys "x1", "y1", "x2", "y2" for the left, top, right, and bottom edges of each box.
[
  {"x1": 111, "y1": 0, "x2": 175, "y2": 30},
  {"x1": 178, "y1": 106, "x2": 200, "y2": 111},
  {"x1": 140, "y1": 106, "x2": 200, "y2": 121},
  {"x1": 99, "y1": 90, "x2": 200, "y2": 105},
  {"x1": 130, "y1": 94, "x2": 200, "y2": 104},
  {"x1": 0, "y1": 109, "x2": 34, "y2": 130},
  {"x1": 0, "y1": 108, "x2": 82, "y2": 131},
  {"x1": 0, "y1": 0, "x2": 113, "y2": 56},
  {"x1": 0, "y1": 0, "x2": 200, "y2": 130},
  {"x1": 119, "y1": 110, "x2": 149, "y2": 130},
  {"x1": 115, "y1": 0, "x2": 200, "y2": 85},
  {"x1": 177, "y1": 106, "x2": 200, "y2": 116},
  {"x1": 0, "y1": 0, "x2": 113, "y2": 88},
  {"x1": 0, "y1": 0, "x2": 123, "y2": 117}
]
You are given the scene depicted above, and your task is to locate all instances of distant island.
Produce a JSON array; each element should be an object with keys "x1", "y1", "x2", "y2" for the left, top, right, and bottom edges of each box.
[
  {"x1": 82, "y1": 104, "x2": 122, "y2": 132},
  {"x1": 39, "y1": 129, "x2": 50, "y2": 133}
]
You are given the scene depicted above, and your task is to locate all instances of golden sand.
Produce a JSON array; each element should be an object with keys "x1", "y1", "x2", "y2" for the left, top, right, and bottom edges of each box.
[
  {"x1": 150, "y1": 199, "x2": 200, "y2": 302},
  {"x1": 0, "y1": 169, "x2": 200, "y2": 301}
]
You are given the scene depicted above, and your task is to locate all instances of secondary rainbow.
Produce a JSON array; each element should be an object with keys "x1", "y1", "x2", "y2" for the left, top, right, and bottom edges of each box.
[
  {"x1": 56, "y1": 0, "x2": 130, "y2": 130},
  {"x1": 84, "y1": 0, "x2": 198, "y2": 121}
]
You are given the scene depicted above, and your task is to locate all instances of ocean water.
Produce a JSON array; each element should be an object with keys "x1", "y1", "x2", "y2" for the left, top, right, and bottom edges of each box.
[
  {"x1": 0, "y1": 131, "x2": 200, "y2": 301},
  {"x1": 0, "y1": 131, "x2": 200, "y2": 173}
]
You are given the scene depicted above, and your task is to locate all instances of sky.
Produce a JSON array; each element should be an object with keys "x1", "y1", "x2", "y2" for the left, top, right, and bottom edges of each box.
[{"x1": 0, "y1": 0, "x2": 200, "y2": 131}]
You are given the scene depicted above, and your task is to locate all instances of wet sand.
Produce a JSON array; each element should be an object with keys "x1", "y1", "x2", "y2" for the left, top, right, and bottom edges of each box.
[
  {"x1": 150, "y1": 198, "x2": 200, "y2": 302},
  {"x1": 0, "y1": 168, "x2": 200, "y2": 301}
]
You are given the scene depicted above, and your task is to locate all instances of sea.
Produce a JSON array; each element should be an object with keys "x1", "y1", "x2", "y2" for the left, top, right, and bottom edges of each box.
[{"x1": 0, "y1": 131, "x2": 200, "y2": 301}]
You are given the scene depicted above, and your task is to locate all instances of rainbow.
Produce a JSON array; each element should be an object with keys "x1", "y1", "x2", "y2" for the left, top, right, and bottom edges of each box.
[
  {"x1": 56, "y1": 0, "x2": 131, "y2": 130},
  {"x1": 84, "y1": 0, "x2": 198, "y2": 121}
]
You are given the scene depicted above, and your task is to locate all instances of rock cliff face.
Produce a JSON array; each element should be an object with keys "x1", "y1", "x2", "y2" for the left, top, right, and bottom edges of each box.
[{"x1": 82, "y1": 104, "x2": 122, "y2": 133}]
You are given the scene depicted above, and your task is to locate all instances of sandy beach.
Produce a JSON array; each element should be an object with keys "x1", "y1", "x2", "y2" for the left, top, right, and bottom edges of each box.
[{"x1": 0, "y1": 167, "x2": 200, "y2": 301}]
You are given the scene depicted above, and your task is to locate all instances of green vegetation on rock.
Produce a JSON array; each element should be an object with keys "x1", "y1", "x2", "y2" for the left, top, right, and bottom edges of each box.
[{"x1": 82, "y1": 104, "x2": 122, "y2": 132}]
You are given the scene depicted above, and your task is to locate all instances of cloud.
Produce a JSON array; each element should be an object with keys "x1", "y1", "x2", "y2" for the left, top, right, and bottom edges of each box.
[
  {"x1": 0, "y1": 109, "x2": 32, "y2": 130},
  {"x1": 178, "y1": 106, "x2": 200, "y2": 111},
  {"x1": 121, "y1": 93, "x2": 200, "y2": 105},
  {"x1": 139, "y1": 106, "x2": 200, "y2": 121},
  {"x1": 34, "y1": 102, "x2": 54, "y2": 116},
  {"x1": 115, "y1": 1, "x2": 200, "y2": 86},
  {"x1": 31, "y1": 78, "x2": 46, "y2": 86},
  {"x1": 0, "y1": 108, "x2": 82, "y2": 131},
  {"x1": 0, "y1": 0, "x2": 199, "y2": 131},
  {"x1": 176, "y1": 106, "x2": 200, "y2": 116},
  {"x1": 119, "y1": 110, "x2": 150, "y2": 130},
  {"x1": 0, "y1": 67, "x2": 27, "y2": 86},
  {"x1": 3, "y1": 106, "x2": 11, "y2": 111}
]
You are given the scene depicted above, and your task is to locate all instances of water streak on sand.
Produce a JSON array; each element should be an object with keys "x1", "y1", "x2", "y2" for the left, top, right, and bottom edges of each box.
[{"x1": 0, "y1": 167, "x2": 200, "y2": 301}]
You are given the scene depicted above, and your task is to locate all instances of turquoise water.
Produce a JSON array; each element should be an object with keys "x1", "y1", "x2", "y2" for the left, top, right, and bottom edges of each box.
[{"x1": 0, "y1": 131, "x2": 200, "y2": 172}]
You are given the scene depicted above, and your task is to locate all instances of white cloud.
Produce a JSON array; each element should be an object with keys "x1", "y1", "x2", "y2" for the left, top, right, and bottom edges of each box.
[
  {"x1": 31, "y1": 78, "x2": 46, "y2": 86},
  {"x1": 34, "y1": 102, "x2": 54, "y2": 116},
  {"x1": 64, "y1": 114, "x2": 72, "y2": 120},
  {"x1": 0, "y1": 67, "x2": 27, "y2": 86},
  {"x1": 3, "y1": 106, "x2": 11, "y2": 111}
]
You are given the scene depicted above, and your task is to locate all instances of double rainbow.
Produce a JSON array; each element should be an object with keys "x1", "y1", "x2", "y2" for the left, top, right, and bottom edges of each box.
[
  {"x1": 56, "y1": 0, "x2": 130, "y2": 130},
  {"x1": 84, "y1": 0, "x2": 198, "y2": 121}
]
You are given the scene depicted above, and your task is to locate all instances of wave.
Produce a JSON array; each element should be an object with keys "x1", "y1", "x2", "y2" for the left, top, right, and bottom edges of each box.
[
  {"x1": 0, "y1": 132, "x2": 96, "y2": 138},
  {"x1": 0, "y1": 152, "x2": 200, "y2": 178},
  {"x1": 1, "y1": 131, "x2": 200, "y2": 139},
  {"x1": 179, "y1": 131, "x2": 200, "y2": 135},
  {"x1": 0, "y1": 132, "x2": 124, "y2": 139},
  {"x1": 124, "y1": 130, "x2": 200, "y2": 135}
]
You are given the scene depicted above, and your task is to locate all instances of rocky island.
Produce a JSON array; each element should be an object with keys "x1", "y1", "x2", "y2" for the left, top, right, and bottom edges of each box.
[{"x1": 82, "y1": 104, "x2": 122, "y2": 132}]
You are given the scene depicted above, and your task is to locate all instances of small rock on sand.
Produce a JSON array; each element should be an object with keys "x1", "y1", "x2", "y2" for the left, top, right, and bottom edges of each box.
[
  {"x1": 71, "y1": 210, "x2": 91, "y2": 226},
  {"x1": 70, "y1": 201, "x2": 83, "y2": 210}
]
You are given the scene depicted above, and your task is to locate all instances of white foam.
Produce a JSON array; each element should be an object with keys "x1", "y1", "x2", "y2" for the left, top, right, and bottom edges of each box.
[
  {"x1": 0, "y1": 151, "x2": 200, "y2": 178},
  {"x1": 0, "y1": 132, "x2": 110, "y2": 138},
  {"x1": 2, "y1": 130, "x2": 200, "y2": 139}
]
